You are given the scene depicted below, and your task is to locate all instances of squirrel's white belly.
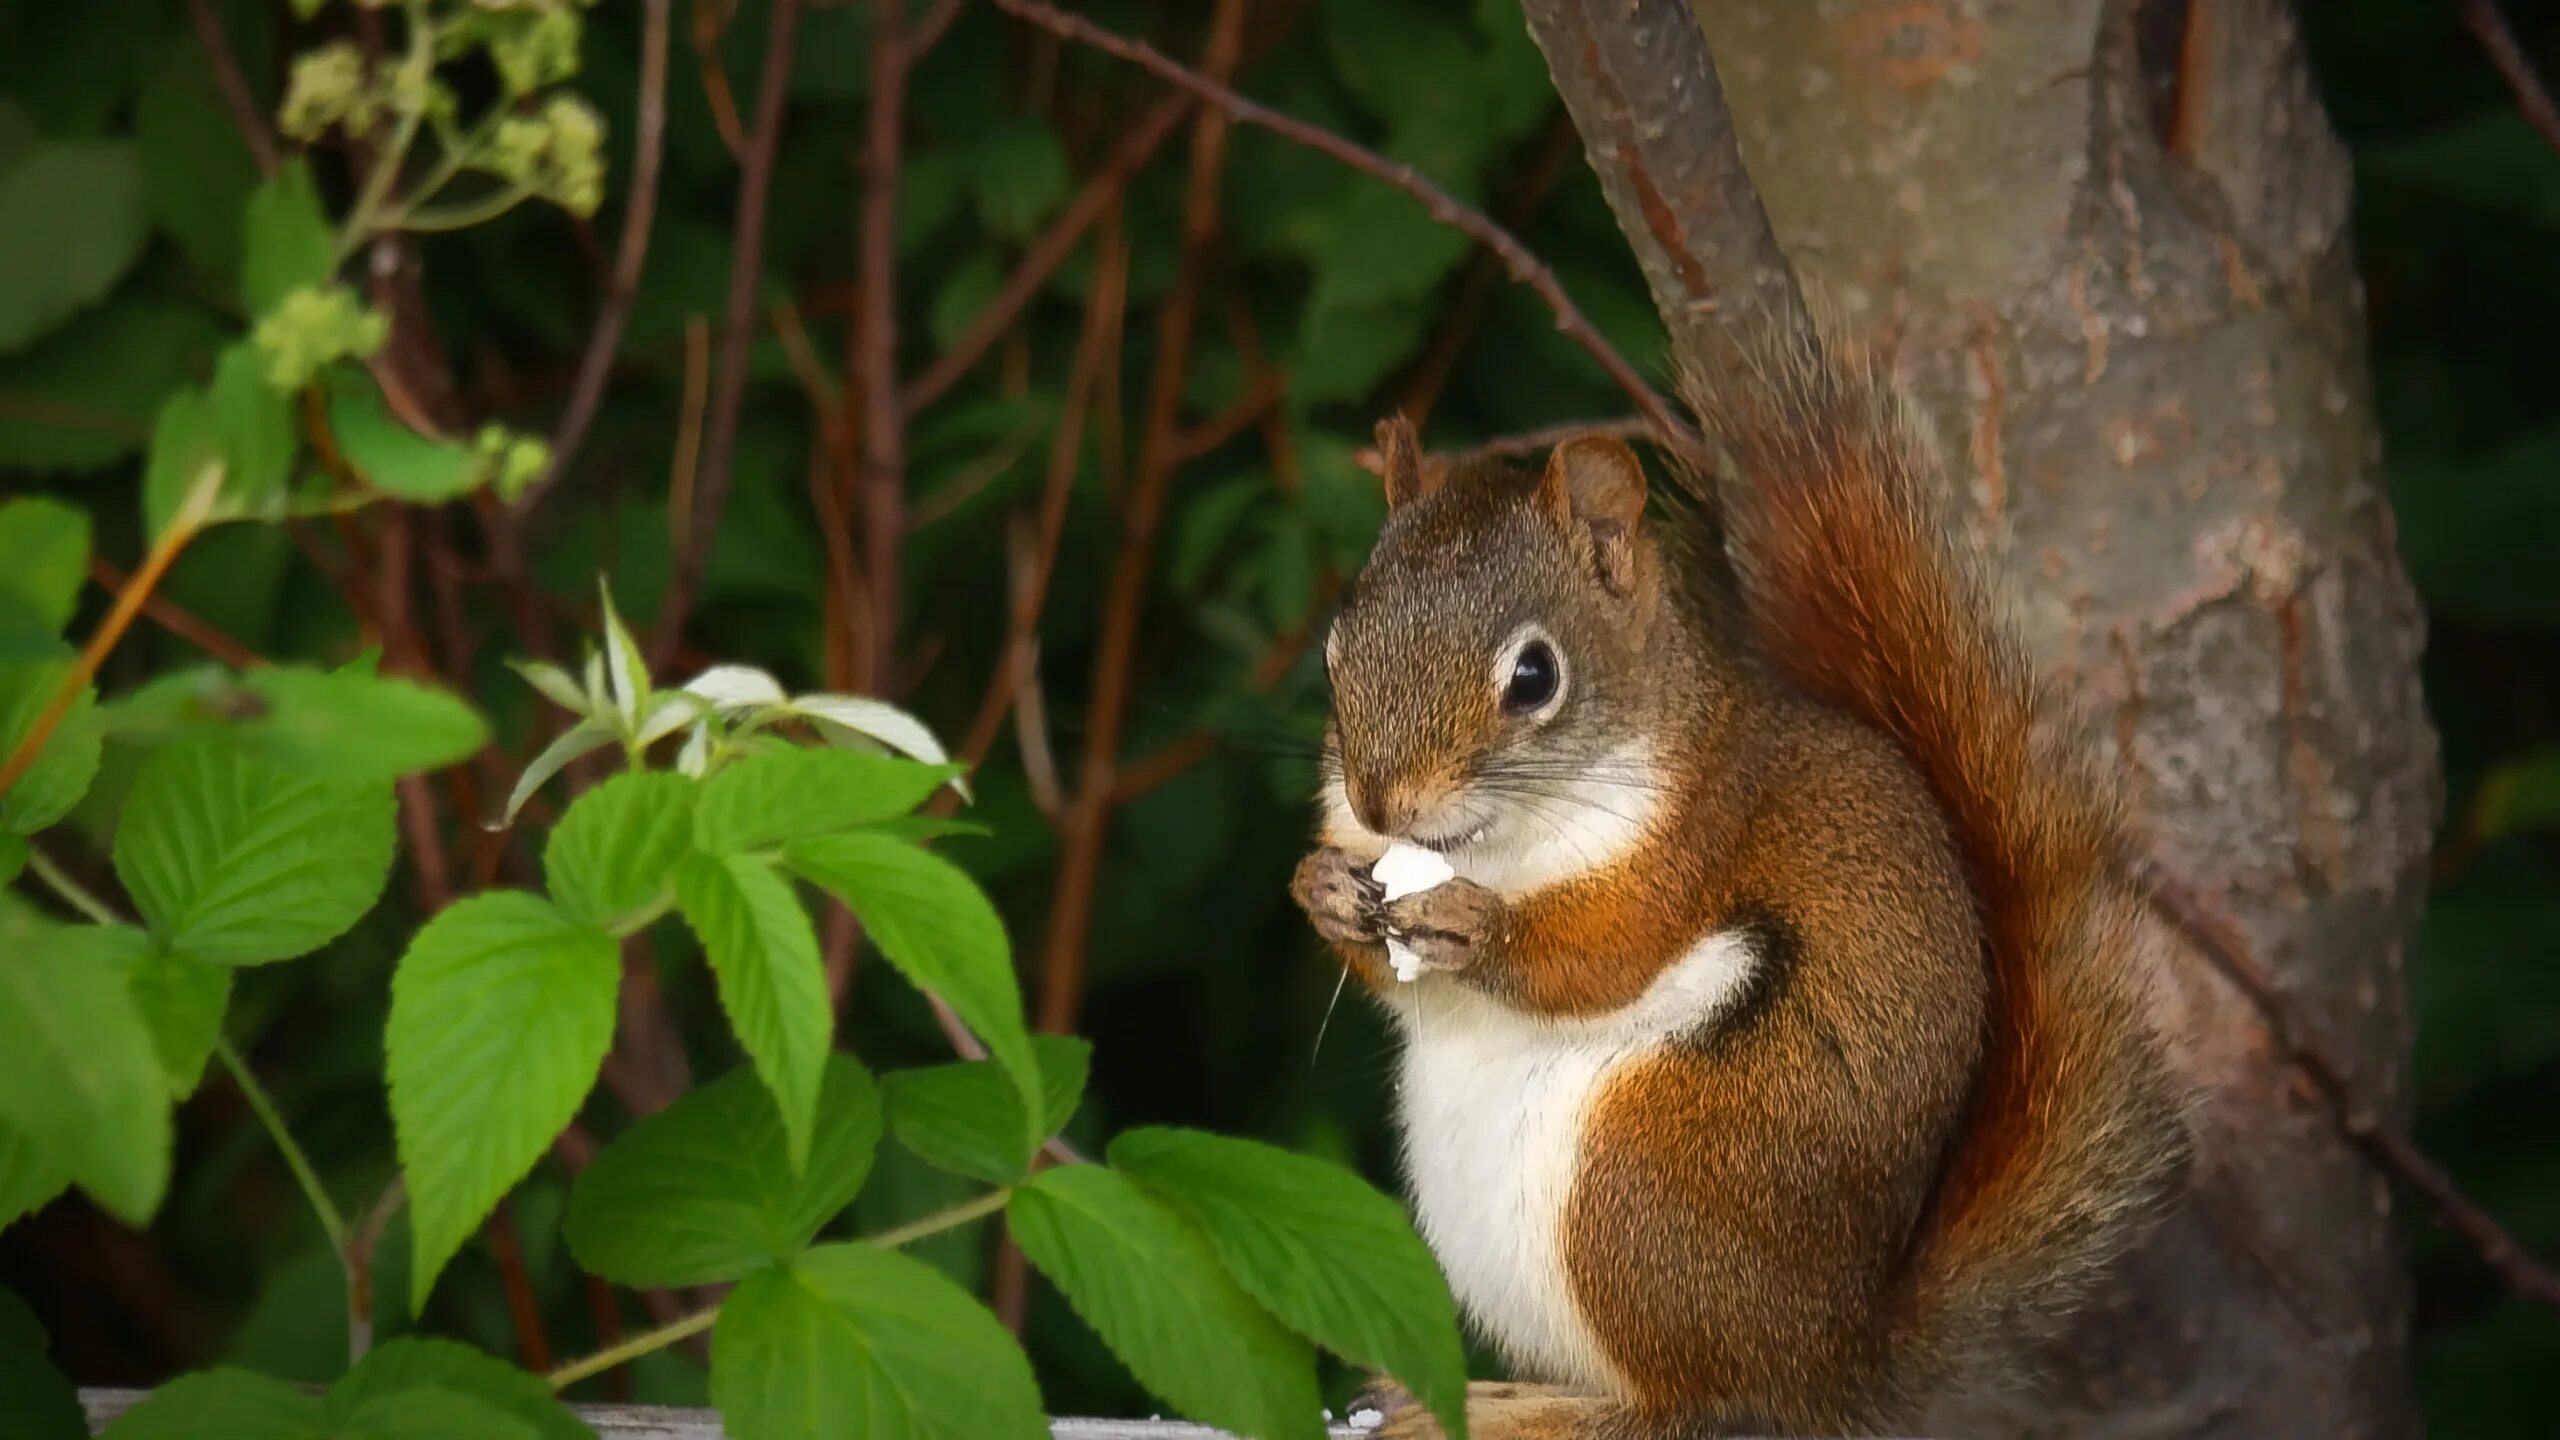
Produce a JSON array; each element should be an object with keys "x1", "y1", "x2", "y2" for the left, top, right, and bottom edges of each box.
[{"x1": 1391, "y1": 929, "x2": 1757, "y2": 1392}]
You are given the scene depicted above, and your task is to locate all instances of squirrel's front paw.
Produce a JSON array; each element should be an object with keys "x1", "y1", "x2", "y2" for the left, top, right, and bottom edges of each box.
[
  {"x1": 1292, "y1": 847, "x2": 1383, "y2": 947},
  {"x1": 1383, "y1": 877, "x2": 1502, "y2": 971}
]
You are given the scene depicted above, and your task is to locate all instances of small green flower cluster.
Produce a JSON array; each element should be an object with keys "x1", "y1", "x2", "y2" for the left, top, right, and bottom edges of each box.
[
  {"x1": 253, "y1": 287, "x2": 393, "y2": 392},
  {"x1": 487, "y1": 96, "x2": 607, "y2": 217},
  {"x1": 475, "y1": 423, "x2": 553, "y2": 501}
]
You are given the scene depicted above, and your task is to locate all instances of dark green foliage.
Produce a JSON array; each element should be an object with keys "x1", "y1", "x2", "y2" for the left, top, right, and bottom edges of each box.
[{"x1": 0, "y1": 0, "x2": 2544, "y2": 1435}]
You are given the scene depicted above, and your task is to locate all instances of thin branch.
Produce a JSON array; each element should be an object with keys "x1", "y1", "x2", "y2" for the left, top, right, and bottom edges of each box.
[
  {"x1": 905, "y1": 0, "x2": 970, "y2": 63},
  {"x1": 183, "y1": 0, "x2": 279, "y2": 177},
  {"x1": 521, "y1": 0, "x2": 674, "y2": 517},
  {"x1": 1032, "y1": 0, "x2": 1247, "y2": 1040},
  {"x1": 988, "y1": 0, "x2": 1696, "y2": 459},
  {"x1": 857, "y1": 0, "x2": 908, "y2": 695},
  {"x1": 2144, "y1": 867, "x2": 2560, "y2": 1311},
  {"x1": 946, "y1": 206, "x2": 1127, "y2": 774},
  {"x1": 901, "y1": 95, "x2": 1192, "y2": 417},
  {"x1": 651, "y1": 0, "x2": 805, "y2": 665},
  {"x1": 1355, "y1": 416, "x2": 1656, "y2": 476},
  {"x1": 688, "y1": 0, "x2": 751, "y2": 162},
  {"x1": 86, "y1": 556, "x2": 262, "y2": 669},
  {"x1": 2457, "y1": 0, "x2": 2560, "y2": 155}
]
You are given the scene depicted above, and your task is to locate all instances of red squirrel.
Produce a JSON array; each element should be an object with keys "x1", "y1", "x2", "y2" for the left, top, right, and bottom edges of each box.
[{"x1": 1291, "y1": 329, "x2": 2188, "y2": 1438}]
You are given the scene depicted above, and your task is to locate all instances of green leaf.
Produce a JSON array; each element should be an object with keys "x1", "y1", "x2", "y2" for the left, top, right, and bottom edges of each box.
[
  {"x1": 96, "y1": 1367, "x2": 326, "y2": 1440},
  {"x1": 693, "y1": 747, "x2": 956, "y2": 856},
  {"x1": 118, "y1": 945, "x2": 233, "y2": 1095},
  {"x1": 711, "y1": 1243, "x2": 1045, "y2": 1440},
  {"x1": 330, "y1": 1337, "x2": 595, "y2": 1440},
  {"x1": 0, "y1": 139, "x2": 148, "y2": 354},
  {"x1": 140, "y1": 384, "x2": 226, "y2": 539},
  {"x1": 135, "y1": 32, "x2": 262, "y2": 282},
  {"x1": 788, "y1": 834, "x2": 1043, "y2": 1156},
  {"x1": 0, "y1": 498, "x2": 87, "y2": 632},
  {"x1": 0, "y1": 918, "x2": 170, "y2": 1225},
  {"x1": 546, "y1": 769, "x2": 697, "y2": 929},
  {"x1": 1008, "y1": 1166, "x2": 1321, "y2": 1440},
  {"x1": 112, "y1": 745, "x2": 396, "y2": 965},
  {"x1": 0, "y1": 294, "x2": 227, "y2": 474},
  {"x1": 0, "y1": 656, "x2": 98, "y2": 836},
  {"x1": 881, "y1": 1036, "x2": 1089, "y2": 1183},
  {"x1": 0, "y1": 1284, "x2": 85, "y2": 1440},
  {"x1": 106, "y1": 665, "x2": 491, "y2": 780},
  {"x1": 325, "y1": 371, "x2": 483, "y2": 502},
  {"x1": 387, "y1": 892, "x2": 619, "y2": 1308},
  {"x1": 332, "y1": 1390, "x2": 541, "y2": 1440},
  {"x1": 242, "y1": 161, "x2": 337, "y2": 318},
  {"x1": 565, "y1": 1056, "x2": 881, "y2": 1288},
  {"x1": 0, "y1": 1121, "x2": 66, "y2": 1229},
  {"x1": 204, "y1": 340, "x2": 297, "y2": 513},
  {"x1": 673, "y1": 853, "x2": 831, "y2": 1172},
  {"x1": 974, "y1": 117, "x2": 1071, "y2": 243},
  {"x1": 1112, "y1": 1127, "x2": 1468, "y2": 1438}
]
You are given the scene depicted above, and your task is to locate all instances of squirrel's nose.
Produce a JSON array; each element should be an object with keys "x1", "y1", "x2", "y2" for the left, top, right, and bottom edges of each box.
[{"x1": 1348, "y1": 774, "x2": 1423, "y2": 838}]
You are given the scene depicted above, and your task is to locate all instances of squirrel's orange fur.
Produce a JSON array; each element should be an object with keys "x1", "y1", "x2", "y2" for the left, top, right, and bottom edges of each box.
[{"x1": 1291, "y1": 328, "x2": 2187, "y2": 1438}]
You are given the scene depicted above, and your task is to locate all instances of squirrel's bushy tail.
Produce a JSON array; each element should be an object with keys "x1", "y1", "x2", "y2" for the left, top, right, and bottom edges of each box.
[{"x1": 1678, "y1": 328, "x2": 2187, "y2": 1409}]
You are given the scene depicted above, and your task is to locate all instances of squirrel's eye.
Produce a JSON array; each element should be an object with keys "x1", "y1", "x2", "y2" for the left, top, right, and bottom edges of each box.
[{"x1": 1502, "y1": 640, "x2": 1560, "y2": 715}]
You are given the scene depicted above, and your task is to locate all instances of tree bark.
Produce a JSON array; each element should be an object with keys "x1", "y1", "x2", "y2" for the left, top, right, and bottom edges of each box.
[{"x1": 1518, "y1": 2, "x2": 2442, "y2": 1436}]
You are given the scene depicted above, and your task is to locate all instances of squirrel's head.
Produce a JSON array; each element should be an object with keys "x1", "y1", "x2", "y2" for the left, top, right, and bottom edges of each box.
[{"x1": 1319, "y1": 416, "x2": 1670, "y2": 865}]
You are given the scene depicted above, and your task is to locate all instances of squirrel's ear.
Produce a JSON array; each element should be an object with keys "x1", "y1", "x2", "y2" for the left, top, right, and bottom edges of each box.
[
  {"x1": 1375, "y1": 414, "x2": 1441, "y2": 510},
  {"x1": 1539, "y1": 435, "x2": 1649, "y2": 594}
]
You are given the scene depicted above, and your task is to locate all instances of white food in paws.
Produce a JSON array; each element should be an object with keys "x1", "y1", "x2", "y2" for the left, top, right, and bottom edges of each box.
[{"x1": 1373, "y1": 842, "x2": 1454, "y2": 982}]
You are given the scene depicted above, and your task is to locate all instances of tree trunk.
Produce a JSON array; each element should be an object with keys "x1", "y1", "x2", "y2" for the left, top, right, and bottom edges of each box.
[{"x1": 1517, "y1": 2, "x2": 2443, "y2": 1436}]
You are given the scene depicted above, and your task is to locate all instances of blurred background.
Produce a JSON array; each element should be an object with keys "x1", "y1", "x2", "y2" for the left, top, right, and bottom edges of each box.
[{"x1": 0, "y1": 0, "x2": 2550, "y2": 1434}]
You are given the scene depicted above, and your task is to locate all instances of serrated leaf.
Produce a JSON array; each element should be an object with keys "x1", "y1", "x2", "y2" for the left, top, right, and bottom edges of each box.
[
  {"x1": 242, "y1": 161, "x2": 336, "y2": 318},
  {"x1": 387, "y1": 892, "x2": 618, "y2": 1308},
  {"x1": 112, "y1": 745, "x2": 395, "y2": 965},
  {"x1": 0, "y1": 918, "x2": 170, "y2": 1225},
  {"x1": 139, "y1": 384, "x2": 226, "y2": 540},
  {"x1": 330, "y1": 1337, "x2": 595, "y2": 1440},
  {"x1": 0, "y1": 655, "x2": 99, "y2": 836},
  {"x1": 0, "y1": 1123, "x2": 67, "y2": 1231},
  {"x1": 100, "y1": 665, "x2": 489, "y2": 781},
  {"x1": 0, "y1": 139, "x2": 148, "y2": 354},
  {"x1": 1111, "y1": 1127, "x2": 1468, "y2": 1438},
  {"x1": 95, "y1": 1366, "x2": 327, "y2": 1440},
  {"x1": 1009, "y1": 1166, "x2": 1321, "y2": 1440},
  {"x1": 674, "y1": 853, "x2": 830, "y2": 1171},
  {"x1": 786, "y1": 834, "x2": 1042, "y2": 1155},
  {"x1": 0, "y1": 294, "x2": 227, "y2": 474},
  {"x1": 711, "y1": 1243, "x2": 1045, "y2": 1440},
  {"x1": 117, "y1": 945, "x2": 232, "y2": 1096},
  {"x1": 0, "y1": 498, "x2": 86, "y2": 632},
  {"x1": 546, "y1": 770, "x2": 696, "y2": 929},
  {"x1": 326, "y1": 372, "x2": 483, "y2": 502},
  {"x1": 693, "y1": 746, "x2": 955, "y2": 856},
  {"x1": 881, "y1": 1036, "x2": 1089, "y2": 1184},
  {"x1": 334, "y1": 1389, "x2": 541, "y2": 1440},
  {"x1": 566, "y1": 1056, "x2": 880, "y2": 1288},
  {"x1": 0, "y1": 1284, "x2": 84, "y2": 1440},
  {"x1": 204, "y1": 341, "x2": 296, "y2": 514}
]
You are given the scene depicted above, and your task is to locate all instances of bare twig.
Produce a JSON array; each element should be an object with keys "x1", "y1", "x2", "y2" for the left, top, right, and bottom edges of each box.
[
  {"x1": 87, "y1": 556, "x2": 261, "y2": 669},
  {"x1": 989, "y1": 0, "x2": 1696, "y2": 458},
  {"x1": 2457, "y1": 0, "x2": 2560, "y2": 155},
  {"x1": 857, "y1": 0, "x2": 908, "y2": 695},
  {"x1": 906, "y1": 0, "x2": 970, "y2": 62},
  {"x1": 183, "y1": 0, "x2": 279, "y2": 177},
  {"x1": 1354, "y1": 416, "x2": 1655, "y2": 476},
  {"x1": 1032, "y1": 0, "x2": 1246, "y2": 1040},
  {"x1": 689, "y1": 0, "x2": 751, "y2": 161},
  {"x1": 651, "y1": 0, "x2": 804, "y2": 666},
  {"x1": 945, "y1": 207, "x2": 1127, "y2": 774},
  {"x1": 522, "y1": 0, "x2": 674, "y2": 517},
  {"x1": 901, "y1": 96, "x2": 1192, "y2": 417},
  {"x1": 2144, "y1": 867, "x2": 2560, "y2": 1311}
]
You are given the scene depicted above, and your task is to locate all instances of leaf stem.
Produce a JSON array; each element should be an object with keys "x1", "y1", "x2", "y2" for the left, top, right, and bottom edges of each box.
[
  {"x1": 544, "y1": 1188, "x2": 1013, "y2": 1390},
  {"x1": 334, "y1": 0, "x2": 437, "y2": 263},
  {"x1": 863, "y1": 1186, "x2": 1012, "y2": 1249},
  {"x1": 545, "y1": 1304, "x2": 717, "y2": 1390},
  {"x1": 21, "y1": 845, "x2": 122, "y2": 926},
  {"x1": 0, "y1": 475, "x2": 216, "y2": 800},
  {"x1": 391, "y1": 181, "x2": 539, "y2": 235},
  {"x1": 216, "y1": 1035, "x2": 352, "y2": 1254}
]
